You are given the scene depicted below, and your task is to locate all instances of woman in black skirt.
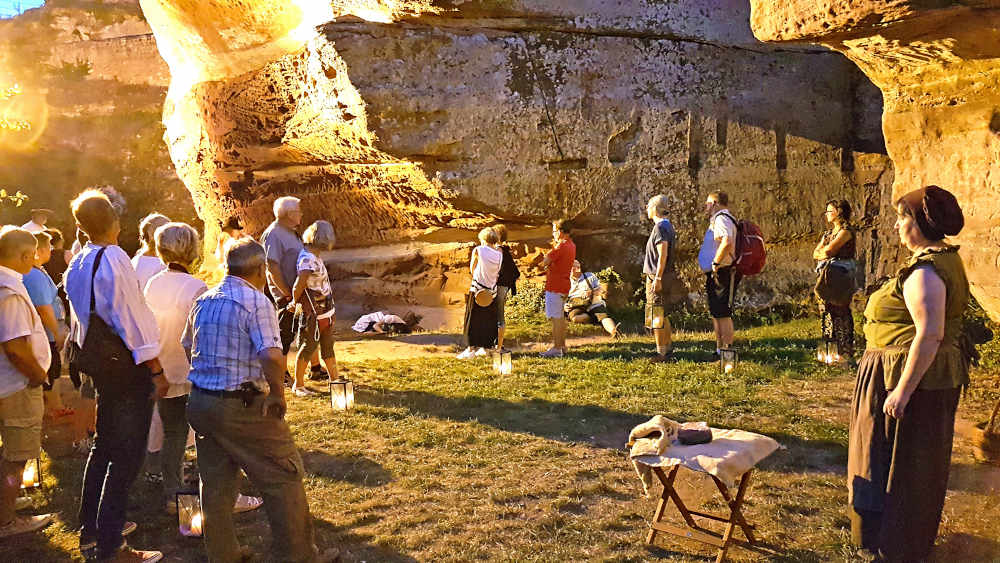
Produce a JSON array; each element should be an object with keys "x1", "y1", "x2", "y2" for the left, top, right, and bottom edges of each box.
[
  {"x1": 456, "y1": 228, "x2": 502, "y2": 359},
  {"x1": 847, "y1": 186, "x2": 970, "y2": 562}
]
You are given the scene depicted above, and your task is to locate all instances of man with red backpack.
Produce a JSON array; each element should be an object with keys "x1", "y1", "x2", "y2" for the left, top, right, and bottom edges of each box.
[{"x1": 697, "y1": 191, "x2": 741, "y2": 360}]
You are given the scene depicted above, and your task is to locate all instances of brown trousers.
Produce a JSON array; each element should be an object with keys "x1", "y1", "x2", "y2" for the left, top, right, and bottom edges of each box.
[{"x1": 187, "y1": 389, "x2": 316, "y2": 563}]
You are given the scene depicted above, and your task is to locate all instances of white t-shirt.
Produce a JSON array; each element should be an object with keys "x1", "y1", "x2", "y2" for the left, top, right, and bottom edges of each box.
[
  {"x1": 144, "y1": 270, "x2": 207, "y2": 397},
  {"x1": 0, "y1": 265, "x2": 52, "y2": 398},
  {"x1": 296, "y1": 249, "x2": 334, "y2": 318},
  {"x1": 472, "y1": 245, "x2": 502, "y2": 289},
  {"x1": 133, "y1": 254, "x2": 167, "y2": 291},
  {"x1": 698, "y1": 210, "x2": 738, "y2": 272},
  {"x1": 21, "y1": 220, "x2": 45, "y2": 234}
]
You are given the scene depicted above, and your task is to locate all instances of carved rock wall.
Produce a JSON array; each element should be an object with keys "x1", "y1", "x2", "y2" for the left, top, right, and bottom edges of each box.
[
  {"x1": 137, "y1": 0, "x2": 891, "y2": 323},
  {"x1": 751, "y1": 1, "x2": 1000, "y2": 321}
]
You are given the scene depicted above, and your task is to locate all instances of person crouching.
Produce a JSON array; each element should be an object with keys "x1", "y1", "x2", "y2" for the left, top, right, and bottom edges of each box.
[{"x1": 565, "y1": 260, "x2": 618, "y2": 337}]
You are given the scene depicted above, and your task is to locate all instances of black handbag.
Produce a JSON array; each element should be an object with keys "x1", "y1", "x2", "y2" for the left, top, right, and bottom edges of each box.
[{"x1": 66, "y1": 247, "x2": 137, "y2": 379}]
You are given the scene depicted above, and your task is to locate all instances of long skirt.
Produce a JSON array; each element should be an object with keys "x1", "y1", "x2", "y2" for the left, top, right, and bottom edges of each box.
[
  {"x1": 463, "y1": 292, "x2": 498, "y2": 349},
  {"x1": 847, "y1": 348, "x2": 960, "y2": 561},
  {"x1": 820, "y1": 302, "x2": 855, "y2": 359}
]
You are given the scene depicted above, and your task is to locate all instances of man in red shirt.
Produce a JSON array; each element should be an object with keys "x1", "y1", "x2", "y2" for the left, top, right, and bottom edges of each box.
[{"x1": 541, "y1": 219, "x2": 576, "y2": 358}]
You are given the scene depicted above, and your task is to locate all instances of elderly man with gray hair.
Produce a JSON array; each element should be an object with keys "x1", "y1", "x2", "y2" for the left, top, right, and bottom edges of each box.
[
  {"x1": 644, "y1": 195, "x2": 678, "y2": 362},
  {"x1": 260, "y1": 196, "x2": 304, "y2": 366},
  {"x1": 183, "y1": 239, "x2": 333, "y2": 563},
  {"x1": 0, "y1": 226, "x2": 54, "y2": 538}
]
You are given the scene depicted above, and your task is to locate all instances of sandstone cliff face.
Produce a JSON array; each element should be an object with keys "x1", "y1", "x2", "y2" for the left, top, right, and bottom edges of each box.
[
  {"x1": 137, "y1": 0, "x2": 890, "y2": 322},
  {"x1": 0, "y1": 1, "x2": 196, "y2": 250},
  {"x1": 751, "y1": 1, "x2": 1000, "y2": 320}
]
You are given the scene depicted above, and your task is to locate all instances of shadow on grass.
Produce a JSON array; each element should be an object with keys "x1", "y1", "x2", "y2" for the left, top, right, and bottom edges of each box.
[
  {"x1": 931, "y1": 532, "x2": 1000, "y2": 561},
  {"x1": 302, "y1": 451, "x2": 393, "y2": 487},
  {"x1": 360, "y1": 386, "x2": 647, "y2": 450},
  {"x1": 313, "y1": 517, "x2": 418, "y2": 563}
]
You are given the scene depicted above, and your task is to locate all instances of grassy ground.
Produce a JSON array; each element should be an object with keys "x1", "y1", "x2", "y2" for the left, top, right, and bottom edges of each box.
[{"x1": 5, "y1": 319, "x2": 999, "y2": 562}]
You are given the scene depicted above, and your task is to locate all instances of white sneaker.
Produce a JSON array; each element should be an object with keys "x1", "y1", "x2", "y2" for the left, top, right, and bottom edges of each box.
[
  {"x1": 0, "y1": 514, "x2": 53, "y2": 538},
  {"x1": 456, "y1": 347, "x2": 475, "y2": 360},
  {"x1": 233, "y1": 494, "x2": 263, "y2": 514},
  {"x1": 474, "y1": 347, "x2": 489, "y2": 357},
  {"x1": 539, "y1": 347, "x2": 564, "y2": 358},
  {"x1": 293, "y1": 387, "x2": 318, "y2": 397}
]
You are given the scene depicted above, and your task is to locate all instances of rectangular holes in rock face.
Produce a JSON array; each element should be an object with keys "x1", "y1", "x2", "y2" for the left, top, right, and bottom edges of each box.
[
  {"x1": 608, "y1": 119, "x2": 641, "y2": 164},
  {"x1": 545, "y1": 158, "x2": 587, "y2": 170},
  {"x1": 687, "y1": 112, "x2": 702, "y2": 173},
  {"x1": 775, "y1": 126, "x2": 788, "y2": 171}
]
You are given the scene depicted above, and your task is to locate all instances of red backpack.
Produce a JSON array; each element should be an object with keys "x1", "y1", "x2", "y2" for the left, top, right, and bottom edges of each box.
[{"x1": 719, "y1": 212, "x2": 766, "y2": 276}]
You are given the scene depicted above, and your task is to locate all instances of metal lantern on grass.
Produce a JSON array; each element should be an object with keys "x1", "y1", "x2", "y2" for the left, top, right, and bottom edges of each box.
[
  {"x1": 20, "y1": 458, "x2": 41, "y2": 490},
  {"x1": 176, "y1": 491, "x2": 203, "y2": 537},
  {"x1": 493, "y1": 349, "x2": 513, "y2": 375},
  {"x1": 719, "y1": 348, "x2": 739, "y2": 374},
  {"x1": 330, "y1": 378, "x2": 355, "y2": 411},
  {"x1": 646, "y1": 305, "x2": 665, "y2": 329},
  {"x1": 816, "y1": 339, "x2": 840, "y2": 365}
]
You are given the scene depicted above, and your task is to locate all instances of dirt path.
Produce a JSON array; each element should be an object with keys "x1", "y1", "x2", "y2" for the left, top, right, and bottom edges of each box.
[{"x1": 335, "y1": 332, "x2": 612, "y2": 362}]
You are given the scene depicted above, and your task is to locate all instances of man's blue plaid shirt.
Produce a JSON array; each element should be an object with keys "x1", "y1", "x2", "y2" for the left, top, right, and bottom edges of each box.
[{"x1": 183, "y1": 275, "x2": 282, "y2": 391}]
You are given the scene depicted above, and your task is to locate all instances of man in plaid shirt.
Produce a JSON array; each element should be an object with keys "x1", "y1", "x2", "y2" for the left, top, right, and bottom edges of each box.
[{"x1": 183, "y1": 240, "x2": 332, "y2": 562}]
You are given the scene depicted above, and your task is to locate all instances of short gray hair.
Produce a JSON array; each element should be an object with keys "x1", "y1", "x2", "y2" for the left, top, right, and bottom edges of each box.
[
  {"x1": 139, "y1": 213, "x2": 170, "y2": 243},
  {"x1": 0, "y1": 226, "x2": 37, "y2": 260},
  {"x1": 478, "y1": 227, "x2": 499, "y2": 245},
  {"x1": 155, "y1": 222, "x2": 202, "y2": 271},
  {"x1": 647, "y1": 195, "x2": 670, "y2": 218},
  {"x1": 273, "y1": 196, "x2": 301, "y2": 219},
  {"x1": 225, "y1": 239, "x2": 266, "y2": 278},
  {"x1": 302, "y1": 220, "x2": 336, "y2": 250}
]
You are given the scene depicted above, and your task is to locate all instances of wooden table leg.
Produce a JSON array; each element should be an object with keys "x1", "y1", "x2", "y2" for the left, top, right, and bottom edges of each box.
[
  {"x1": 711, "y1": 470, "x2": 756, "y2": 563},
  {"x1": 646, "y1": 465, "x2": 680, "y2": 544}
]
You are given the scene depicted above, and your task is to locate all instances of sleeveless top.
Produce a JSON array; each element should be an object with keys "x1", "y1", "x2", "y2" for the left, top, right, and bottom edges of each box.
[
  {"x1": 821, "y1": 226, "x2": 856, "y2": 260},
  {"x1": 862, "y1": 246, "x2": 970, "y2": 390}
]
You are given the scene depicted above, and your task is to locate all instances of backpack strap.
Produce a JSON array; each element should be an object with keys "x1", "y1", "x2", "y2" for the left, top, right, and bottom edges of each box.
[
  {"x1": 88, "y1": 247, "x2": 108, "y2": 316},
  {"x1": 717, "y1": 211, "x2": 739, "y2": 231}
]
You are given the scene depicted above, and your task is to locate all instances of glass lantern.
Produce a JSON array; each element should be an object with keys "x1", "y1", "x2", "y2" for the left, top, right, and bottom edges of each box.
[
  {"x1": 719, "y1": 348, "x2": 738, "y2": 374},
  {"x1": 176, "y1": 491, "x2": 203, "y2": 537},
  {"x1": 493, "y1": 350, "x2": 513, "y2": 375},
  {"x1": 816, "y1": 339, "x2": 840, "y2": 365},
  {"x1": 20, "y1": 458, "x2": 41, "y2": 490},
  {"x1": 330, "y1": 378, "x2": 355, "y2": 411},
  {"x1": 645, "y1": 304, "x2": 665, "y2": 329}
]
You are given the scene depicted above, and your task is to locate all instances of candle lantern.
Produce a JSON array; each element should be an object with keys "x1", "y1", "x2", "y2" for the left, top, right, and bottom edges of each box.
[
  {"x1": 645, "y1": 304, "x2": 665, "y2": 329},
  {"x1": 330, "y1": 378, "x2": 355, "y2": 411},
  {"x1": 20, "y1": 458, "x2": 41, "y2": 490},
  {"x1": 719, "y1": 348, "x2": 739, "y2": 374},
  {"x1": 816, "y1": 339, "x2": 840, "y2": 365},
  {"x1": 176, "y1": 491, "x2": 203, "y2": 537},
  {"x1": 493, "y1": 350, "x2": 513, "y2": 375}
]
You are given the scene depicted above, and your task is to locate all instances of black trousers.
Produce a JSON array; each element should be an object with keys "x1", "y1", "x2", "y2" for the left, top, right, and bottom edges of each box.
[{"x1": 78, "y1": 369, "x2": 154, "y2": 556}]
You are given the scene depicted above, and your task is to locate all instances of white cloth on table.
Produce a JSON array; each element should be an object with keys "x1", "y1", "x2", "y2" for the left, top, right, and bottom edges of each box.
[
  {"x1": 630, "y1": 426, "x2": 780, "y2": 495},
  {"x1": 65, "y1": 243, "x2": 161, "y2": 364}
]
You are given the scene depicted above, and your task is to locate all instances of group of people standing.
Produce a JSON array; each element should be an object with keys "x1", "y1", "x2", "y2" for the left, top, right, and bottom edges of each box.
[
  {"x1": 456, "y1": 191, "x2": 746, "y2": 363},
  {"x1": 0, "y1": 193, "x2": 339, "y2": 562}
]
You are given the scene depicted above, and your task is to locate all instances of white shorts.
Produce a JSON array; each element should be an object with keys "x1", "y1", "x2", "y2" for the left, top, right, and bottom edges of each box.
[{"x1": 545, "y1": 291, "x2": 567, "y2": 319}]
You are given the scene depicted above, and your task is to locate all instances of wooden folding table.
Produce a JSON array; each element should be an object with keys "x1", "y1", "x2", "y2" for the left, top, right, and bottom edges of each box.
[
  {"x1": 631, "y1": 427, "x2": 779, "y2": 563},
  {"x1": 644, "y1": 463, "x2": 758, "y2": 563}
]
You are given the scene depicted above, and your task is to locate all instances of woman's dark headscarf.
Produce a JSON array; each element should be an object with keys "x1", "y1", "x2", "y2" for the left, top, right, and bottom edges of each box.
[{"x1": 896, "y1": 185, "x2": 964, "y2": 241}]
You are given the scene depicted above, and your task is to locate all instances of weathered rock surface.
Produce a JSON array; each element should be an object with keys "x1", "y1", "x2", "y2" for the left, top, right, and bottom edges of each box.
[
  {"x1": 135, "y1": 0, "x2": 892, "y2": 323},
  {"x1": 751, "y1": 1, "x2": 1000, "y2": 320}
]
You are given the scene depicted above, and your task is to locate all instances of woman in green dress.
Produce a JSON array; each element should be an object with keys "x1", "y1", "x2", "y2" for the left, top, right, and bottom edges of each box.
[{"x1": 848, "y1": 185, "x2": 970, "y2": 561}]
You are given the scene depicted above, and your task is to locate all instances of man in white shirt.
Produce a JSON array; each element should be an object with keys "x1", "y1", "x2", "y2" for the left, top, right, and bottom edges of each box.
[
  {"x1": 65, "y1": 190, "x2": 168, "y2": 563},
  {"x1": 0, "y1": 226, "x2": 54, "y2": 538},
  {"x1": 697, "y1": 191, "x2": 741, "y2": 359},
  {"x1": 20, "y1": 209, "x2": 52, "y2": 234}
]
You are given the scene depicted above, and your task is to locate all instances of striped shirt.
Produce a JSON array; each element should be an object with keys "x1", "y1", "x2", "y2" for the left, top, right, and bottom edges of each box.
[{"x1": 183, "y1": 275, "x2": 281, "y2": 391}]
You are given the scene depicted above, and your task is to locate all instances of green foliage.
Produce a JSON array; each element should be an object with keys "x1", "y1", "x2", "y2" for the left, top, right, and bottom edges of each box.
[
  {"x1": 505, "y1": 278, "x2": 546, "y2": 328},
  {"x1": 46, "y1": 59, "x2": 92, "y2": 81},
  {"x1": 0, "y1": 188, "x2": 28, "y2": 208}
]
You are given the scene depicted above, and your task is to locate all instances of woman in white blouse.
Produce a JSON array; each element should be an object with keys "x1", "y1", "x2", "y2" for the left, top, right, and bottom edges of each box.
[
  {"x1": 132, "y1": 212, "x2": 170, "y2": 290},
  {"x1": 144, "y1": 222, "x2": 261, "y2": 513},
  {"x1": 456, "y1": 228, "x2": 502, "y2": 359}
]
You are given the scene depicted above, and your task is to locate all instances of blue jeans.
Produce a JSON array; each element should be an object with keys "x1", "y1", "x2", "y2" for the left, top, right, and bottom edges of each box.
[{"x1": 78, "y1": 370, "x2": 154, "y2": 556}]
